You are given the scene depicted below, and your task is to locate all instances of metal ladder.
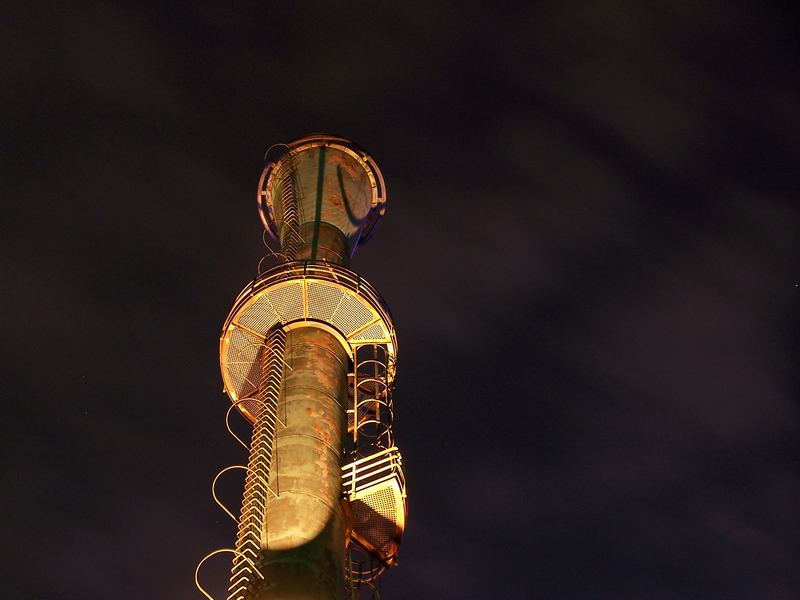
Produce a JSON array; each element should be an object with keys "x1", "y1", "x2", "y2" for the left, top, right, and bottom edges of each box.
[
  {"x1": 227, "y1": 327, "x2": 286, "y2": 600},
  {"x1": 279, "y1": 166, "x2": 302, "y2": 262}
]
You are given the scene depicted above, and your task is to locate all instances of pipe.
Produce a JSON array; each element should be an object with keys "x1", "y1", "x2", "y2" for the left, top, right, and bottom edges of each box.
[{"x1": 252, "y1": 327, "x2": 349, "y2": 599}]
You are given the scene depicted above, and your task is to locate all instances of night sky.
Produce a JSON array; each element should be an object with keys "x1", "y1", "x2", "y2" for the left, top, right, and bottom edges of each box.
[{"x1": 2, "y1": 2, "x2": 798, "y2": 599}]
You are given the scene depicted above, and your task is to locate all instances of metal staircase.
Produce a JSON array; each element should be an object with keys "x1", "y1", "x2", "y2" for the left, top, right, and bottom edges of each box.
[{"x1": 227, "y1": 328, "x2": 286, "y2": 600}]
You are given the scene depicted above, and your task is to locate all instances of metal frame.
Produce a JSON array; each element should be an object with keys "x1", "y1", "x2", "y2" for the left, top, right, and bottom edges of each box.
[
  {"x1": 220, "y1": 261, "x2": 397, "y2": 423},
  {"x1": 217, "y1": 259, "x2": 407, "y2": 580},
  {"x1": 203, "y1": 135, "x2": 405, "y2": 598},
  {"x1": 342, "y1": 342, "x2": 405, "y2": 578}
]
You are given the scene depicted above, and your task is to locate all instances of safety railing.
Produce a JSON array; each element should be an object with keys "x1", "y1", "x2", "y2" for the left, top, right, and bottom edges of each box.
[
  {"x1": 342, "y1": 447, "x2": 405, "y2": 500},
  {"x1": 225, "y1": 261, "x2": 397, "y2": 359}
]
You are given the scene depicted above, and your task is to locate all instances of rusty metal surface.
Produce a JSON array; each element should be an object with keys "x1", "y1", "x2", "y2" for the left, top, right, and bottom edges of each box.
[
  {"x1": 258, "y1": 135, "x2": 387, "y2": 256},
  {"x1": 229, "y1": 329, "x2": 286, "y2": 600},
  {"x1": 253, "y1": 326, "x2": 349, "y2": 600},
  {"x1": 272, "y1": 146, "x2": 369, "y2": 258},
  {"x1": 215, "y1": 137, "x2": 405, "y2": 600},
  {"x1": 294, "y1": 222, "x2": 350, "y2": 266}
]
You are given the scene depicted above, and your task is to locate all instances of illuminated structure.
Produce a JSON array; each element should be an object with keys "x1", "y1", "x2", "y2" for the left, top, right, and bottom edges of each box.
[{"x1": 197, "y1": 135, "x2": 407, "y2": 600}]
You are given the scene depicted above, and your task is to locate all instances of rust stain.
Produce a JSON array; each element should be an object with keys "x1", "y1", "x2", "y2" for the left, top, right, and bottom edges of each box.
[{"x1": 311, "y1": 421, "x2": 331, "y2": 444}]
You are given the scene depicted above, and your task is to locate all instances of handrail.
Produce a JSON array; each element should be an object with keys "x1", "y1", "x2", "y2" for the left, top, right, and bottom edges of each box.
[
  {"x1": 342, "y1": 446, "x2": 401, "y2": 469},
  {"x1": 194, "y1": 548, "x2": 264, "y2": 600},
  {"x1": 224, "y1": 261, "x2": 397, "y2": 353},
  {"x1": 343, "y1": 457, "x2": 403, "y2": 483},
  {"x1": 212, "y1": 465, "x2": 248, "y2": 522},
  {"x1": 225, "y1": 397, "x2": 269, "y2": 450}
]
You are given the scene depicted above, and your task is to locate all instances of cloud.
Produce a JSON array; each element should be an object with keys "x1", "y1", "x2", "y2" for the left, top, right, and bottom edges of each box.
[{"x1": 2, "y1": 1, "x2": 797, "y2": 598}]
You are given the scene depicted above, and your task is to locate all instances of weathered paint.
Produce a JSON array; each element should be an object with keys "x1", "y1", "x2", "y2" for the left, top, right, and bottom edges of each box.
[
  {"x1": 229, "y1": 329, "x2": 287, "y2": 600},
  {"x1": 248, "y1": 326, "x2": 349, "y2": 600},
  {"x1": 295, "y1": 222, "x2": 350, "y2": 266},
  {"x1": 233, "y1": 136, "x2": 380, "y2": 599},
  {"x1": 269, "y1": 146, "x2": 373, "y2": 257}
]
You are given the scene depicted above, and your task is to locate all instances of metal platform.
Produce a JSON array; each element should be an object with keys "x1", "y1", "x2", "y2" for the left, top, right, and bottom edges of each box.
[
  {"x1": 342, "y1": 447, "x2": 407, "y2": 573},
  {"x1": 220, "y1": 261, "x2": 397, "y2": 423}
]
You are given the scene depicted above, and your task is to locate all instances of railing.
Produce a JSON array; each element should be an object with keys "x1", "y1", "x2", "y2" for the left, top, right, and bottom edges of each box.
[
  {"x1": 342, "y1": 447, "x2": 405, "y2": 500},
  {"x1": 224, "y1": 260, "x2": 397, "y2": 357}
]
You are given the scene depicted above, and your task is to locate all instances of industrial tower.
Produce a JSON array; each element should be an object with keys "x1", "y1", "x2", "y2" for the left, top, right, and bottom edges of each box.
[{"x1": 197, "y1": 135, "x2": 407, "y2": 600}]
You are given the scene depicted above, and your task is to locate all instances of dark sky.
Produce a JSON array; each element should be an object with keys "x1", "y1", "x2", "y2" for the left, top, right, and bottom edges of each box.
[{"x1": 2, "y1": 2, "x2": 798, "y2": 599}]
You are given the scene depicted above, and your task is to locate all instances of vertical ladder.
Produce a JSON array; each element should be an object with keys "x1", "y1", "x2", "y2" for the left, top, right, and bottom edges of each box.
[
  {"x1": 228, "y1": 328, "x2": 286, "y2": 600},
  {"x1": 279, "y1": 167, "x2": 302, "y2": 261}
]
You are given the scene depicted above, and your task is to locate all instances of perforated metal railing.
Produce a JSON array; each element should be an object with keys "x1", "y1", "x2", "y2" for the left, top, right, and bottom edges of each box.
[
  {"x1": 221, "y1": 261, "x2": 398, "y2": 424},
  {"x1": 225, "y1": 261, "x2": 397, "y2": 362}
]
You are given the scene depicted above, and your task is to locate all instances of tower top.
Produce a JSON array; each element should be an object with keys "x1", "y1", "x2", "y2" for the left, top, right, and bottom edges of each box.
[{"x1": 257, "y1": 134, "x2": 387, "y2": 258}]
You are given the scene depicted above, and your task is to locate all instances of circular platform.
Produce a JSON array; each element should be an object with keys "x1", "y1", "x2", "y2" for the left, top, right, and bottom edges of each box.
[{"x1": 220, "y1": 262, "x2": 397, "y2": 421}]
